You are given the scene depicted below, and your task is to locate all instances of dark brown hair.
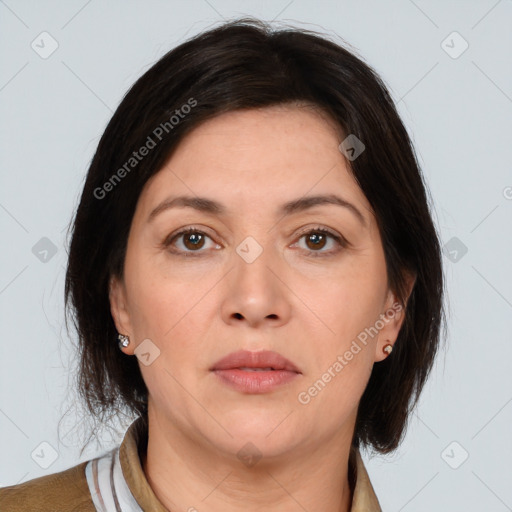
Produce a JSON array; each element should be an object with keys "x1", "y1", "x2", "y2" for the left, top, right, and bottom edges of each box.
[{"x1": 64, "y1": 17, "x2": 446, "y2": 454}]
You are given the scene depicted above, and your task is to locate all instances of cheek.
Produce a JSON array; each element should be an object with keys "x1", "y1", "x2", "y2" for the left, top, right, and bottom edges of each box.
[
  {"x1": 125, "y1": 264, "x2": 216, "y2": 389},
  {"x1": 328, "y1": 350, "x2": 374, "y2": 413},
  {"x1": 297, "y1": 342, "x2": 374, "y2": 428},
  {"x1": 307, "y1": 250, "x2": 386, "y2": 408},
  {"x1": 299, "y1": 257, "x2": 387, "y2": 346},
  {"x1": 128, "y1": 270, "x2": 209, "y2": 415},
  {"x1": 124, "y1": 249, "x2": 208, "y2": 339}
]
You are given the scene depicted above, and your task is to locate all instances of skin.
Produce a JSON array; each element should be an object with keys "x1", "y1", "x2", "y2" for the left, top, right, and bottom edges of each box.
[{"x1": 110, "y1": 104, "x2": 414, "y2": 512}]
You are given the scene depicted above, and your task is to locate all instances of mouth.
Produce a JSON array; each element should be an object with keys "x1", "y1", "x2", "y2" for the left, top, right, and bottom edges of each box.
[
  {"x1": 210, "y1": 350, "x2": 302, "y2": 394},
  {"x1": 210, "y1": 349, "x2": 301, "y2": 373}
]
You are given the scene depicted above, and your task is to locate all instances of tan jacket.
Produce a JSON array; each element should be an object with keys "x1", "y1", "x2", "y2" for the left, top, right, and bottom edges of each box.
[{"x1": 0, "y1": 417, "x2": 382, "y2": 511}]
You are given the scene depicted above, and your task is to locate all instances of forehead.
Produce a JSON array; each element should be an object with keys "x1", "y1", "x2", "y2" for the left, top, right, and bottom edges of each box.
[
  {"x1": 174, "y1": 104, "x2": 343, "y2": 160},
  {"x1": 137, "y1": 105, "x2": 372, "y2": 220}
]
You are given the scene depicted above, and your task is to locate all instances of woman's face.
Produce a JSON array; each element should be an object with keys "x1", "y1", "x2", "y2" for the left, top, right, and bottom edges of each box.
[{"x1": 110, "y1": 104, "x2": 408, "y2": 461}]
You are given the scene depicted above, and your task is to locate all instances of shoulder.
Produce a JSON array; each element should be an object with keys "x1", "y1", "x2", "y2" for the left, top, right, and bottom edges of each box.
[{"x1": 0, "y1": 460, "x2": 96, "y2": 512}]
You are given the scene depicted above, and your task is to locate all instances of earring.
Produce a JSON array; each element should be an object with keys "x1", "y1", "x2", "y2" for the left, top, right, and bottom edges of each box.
[
  {"x1": 118, "y1": 334, "x2": 130, "y2": 350},
  {"x1": 383, "y1": 343, "x2": 393, "y2": 356}
]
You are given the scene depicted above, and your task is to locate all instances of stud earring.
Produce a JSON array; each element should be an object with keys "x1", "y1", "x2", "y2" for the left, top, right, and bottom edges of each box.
[
  {"x1": 383, "y1": 343, "x2": 393, "y2": 356},
  {"x1": 118, "y1": 334, "x2": 130, "y2": 350}
]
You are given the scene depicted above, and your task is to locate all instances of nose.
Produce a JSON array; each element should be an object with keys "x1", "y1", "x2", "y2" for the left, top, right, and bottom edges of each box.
[{"x1": 220, "y1": 239, "x2": 291, "y2": 329}]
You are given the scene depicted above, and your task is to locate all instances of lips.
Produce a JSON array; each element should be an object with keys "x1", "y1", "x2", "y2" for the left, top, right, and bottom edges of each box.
[
  {"x1": 210, "y1": 350, "x2": 302, "y2": 394},
  {"x1": 210, "y1": 350, "x2": 301, "y2": 373}
]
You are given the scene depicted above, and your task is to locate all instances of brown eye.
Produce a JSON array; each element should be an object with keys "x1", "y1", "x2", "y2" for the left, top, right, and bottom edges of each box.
[
  {"x1": 304, "y1": 231, "x2": 328, "y2": 251},
  {"x1": 182, "y1": 231, "x2": 206, "y2": 251}
]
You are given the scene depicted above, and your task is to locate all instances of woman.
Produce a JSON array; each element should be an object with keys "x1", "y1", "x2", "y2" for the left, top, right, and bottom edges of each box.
[{"x1": 0, "y1": 17, "x2": 445, "y2": 511}]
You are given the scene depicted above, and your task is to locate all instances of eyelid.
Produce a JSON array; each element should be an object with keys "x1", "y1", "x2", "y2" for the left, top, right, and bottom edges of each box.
[
  {"x1": 163, "y1": 225, "x2": 217, "y2": 245},
  {"x1": 293, "y1": 224, "x2": 344, "y2": 242}
]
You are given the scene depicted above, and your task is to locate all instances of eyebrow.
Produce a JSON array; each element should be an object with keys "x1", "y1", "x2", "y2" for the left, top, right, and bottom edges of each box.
[{"x1": 147, "y1": 193, "x2": 367, "y2": 227}]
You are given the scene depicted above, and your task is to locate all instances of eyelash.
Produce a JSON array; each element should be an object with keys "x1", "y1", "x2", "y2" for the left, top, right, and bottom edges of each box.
[{"x1": 162, "y1": 225, "x2": 348, "y2": 259}]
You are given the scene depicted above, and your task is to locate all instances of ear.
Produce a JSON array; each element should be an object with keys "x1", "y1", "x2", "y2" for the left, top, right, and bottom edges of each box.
[
  {"x1": 374, "y1": 270, "x2": 416, "y2": 362},
  {"x1": 109, "y1": 275, "x2": 135, "y2": 355}
]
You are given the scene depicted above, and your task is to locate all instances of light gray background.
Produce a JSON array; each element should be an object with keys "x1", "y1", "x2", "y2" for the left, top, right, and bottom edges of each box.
[{"x1": 1, "y1": 0, "x2": 511, "y2": 510}]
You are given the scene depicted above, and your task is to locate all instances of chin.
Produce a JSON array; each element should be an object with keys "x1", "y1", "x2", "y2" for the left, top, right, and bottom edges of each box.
[{"x1": 207, "y1": 409, "x2": 305, "y2": 459}]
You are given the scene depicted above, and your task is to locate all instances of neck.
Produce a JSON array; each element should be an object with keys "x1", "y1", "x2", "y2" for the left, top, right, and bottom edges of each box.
[{"x1": 141, "y1": 408, "x2": 355, "y2": 512}]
